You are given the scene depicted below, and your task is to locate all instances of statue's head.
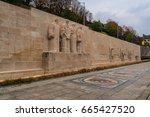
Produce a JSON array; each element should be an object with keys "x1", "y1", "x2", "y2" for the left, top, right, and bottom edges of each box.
[
  {"x1": 66, "y1": 20, "x2": 69, "y2": 25},
  {"x1": 72, "y1": 24, "x2": 75, "y2": 27},
  {"x1": 55, "y1": 19, "x2": 59, "y2": 24}
]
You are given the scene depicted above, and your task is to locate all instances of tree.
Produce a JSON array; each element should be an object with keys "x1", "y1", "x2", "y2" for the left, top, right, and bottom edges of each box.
[
  {"x1": 104, "y1": 20, "x2": 118, "y2": 38},
  {"x1": 89, "y1": 20, "x2": 104, "y2": 32},
  {"x1": 3, "y1": 0, "x2": 24, "y2": 5},
  {"x1": 61, "y1": 9, "x2": 82, "y2": 23},
  {"x1": 24, "y1": 0, "x2": 30, "y2": 5},
  {"x1": 70, "y1": 0, "x2": 92, "y2": 24},
  {"x1": 33, "y1": 0, "x2": 92, "y2": 24},
  {"x1": 122, "y1": 26, "x2": 137, "y2": 42}
]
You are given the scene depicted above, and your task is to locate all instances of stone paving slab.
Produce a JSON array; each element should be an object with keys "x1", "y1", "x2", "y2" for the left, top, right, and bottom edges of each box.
[{"x1": 0, "y1": 62, "x2": 150, "y2": 100}]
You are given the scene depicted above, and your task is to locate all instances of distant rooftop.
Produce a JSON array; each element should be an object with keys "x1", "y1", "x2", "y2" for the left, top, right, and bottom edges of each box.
[{"x1": 143, "y1": 34, "x2": 150, "y2": 39}]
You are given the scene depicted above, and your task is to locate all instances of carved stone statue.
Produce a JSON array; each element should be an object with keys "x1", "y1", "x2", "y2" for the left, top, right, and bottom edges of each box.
[
  {"x1": 109, "y1": 48, "x2": 114, "y2": 62},
  {"x1": 135, "y1": 55, "x2": 139, "y2": 61},
  {"x1": 60, "y1": 21, "x2": 71, "y2": 52},
  {"x1": 47, "y1": 19, "x2": 60, "y2": 52},
  {"x1": 70, "y1": 24, "x2": 77, "y2": 53},
  {"x1": 124, "y1": 49, "x2": 128, "y2": 60},
  {"x1": 76, "y1": 27, "x2": 84, "y2": 53},
  {"x1": 66, "y1": 21, "x2": 71, "y2": 53},
  {"x1": 127, "y1": 51, "x2": 132, "y2": 61},
  {"x1": 120, "y1": 50, "x2": 125, "y2": 61}
]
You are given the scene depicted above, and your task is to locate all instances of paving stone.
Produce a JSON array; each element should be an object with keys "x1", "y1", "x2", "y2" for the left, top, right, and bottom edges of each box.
[
  {"x1": 0, "y1": 62, "x2": 150, "y2": 100},
  {"x1": 148, "y1": 96, "x2": 150, "y2": 100},
  {"x1": 0, "y1": 94, "x2": 12, "y2": 99}
]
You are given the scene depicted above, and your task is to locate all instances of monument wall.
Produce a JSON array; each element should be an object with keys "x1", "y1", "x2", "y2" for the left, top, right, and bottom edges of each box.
[
  {"x1": 0, "y1": 1, "x2": 141, "y2": 81},
  {"x1": 141, "y1": 46, "x2": 150, "y2": 59},
  {"x1": 85, "y1": 30, "x2": 140, "y2": 66}
]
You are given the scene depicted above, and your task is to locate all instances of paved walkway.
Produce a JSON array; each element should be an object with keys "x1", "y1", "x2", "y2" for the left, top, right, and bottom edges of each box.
[{"x1": 0, "y1": 62, "x2": 150, "y2": 100}]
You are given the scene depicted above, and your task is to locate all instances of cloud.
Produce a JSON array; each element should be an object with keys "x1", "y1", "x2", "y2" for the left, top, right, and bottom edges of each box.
[{"x1": 79, "y1": 0, "x2": 150, "y2": 36}]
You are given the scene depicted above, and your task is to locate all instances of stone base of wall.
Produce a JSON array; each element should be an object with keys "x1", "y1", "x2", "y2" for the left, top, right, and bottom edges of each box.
[
  {"x1": 0, "y1": 51, "x2": 141, "y2": 83},
  {"x1": 42, "y1": 52, "x2": 91, "y2": 73},
  {"x1": 0, "y1": 69, "x2": 44, "y2": 82},
  {"x1": 0, "y1": 60, "x2": 142, "y2": 86}
]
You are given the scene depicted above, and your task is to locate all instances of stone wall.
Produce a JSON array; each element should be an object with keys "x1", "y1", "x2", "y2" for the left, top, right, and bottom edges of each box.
[
  {"x1": 85, "y1": 30, "x2": 140, "y2": 66},
  {"x1": 141, "y1": 46, "x2": 150, "y2": 59},
  {"x1": 0, "y1": 1, "x2": 141, "y2": 81}
]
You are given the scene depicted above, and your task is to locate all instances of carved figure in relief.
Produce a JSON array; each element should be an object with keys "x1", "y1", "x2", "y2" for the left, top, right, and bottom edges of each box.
[
  {"x1": 70, "y1": 24, "x2": 77, "y2": 53},
  {"x1": 60, "y1": 21, "x2": 71, "y2": 52},
  {"x1": 135, "y1": 55, "x2": 139, "y2": 61},
  {"x1": 127, "y1": 51, "x2": 132, "y2": 61},
  {"x1": 76, "y1": 27, "x2": 84, "y2": 53},
  {"x1": 124, "y1": 49, "x2": 128, "y2": 60},
  {"x1": 109, "y1": 48, "x2": 114, "y2": 62},
  {"x1": 47, "y1": 19, "x2": 60, "y2": 52},
  {"x1": 120, "y1": 50, "x2": 125, "y2": 61}
]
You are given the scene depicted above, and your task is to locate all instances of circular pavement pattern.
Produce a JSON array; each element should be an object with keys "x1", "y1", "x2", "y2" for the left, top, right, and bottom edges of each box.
[{"x1": 84, "y1": 76, "x2": 118, "y2": 85}]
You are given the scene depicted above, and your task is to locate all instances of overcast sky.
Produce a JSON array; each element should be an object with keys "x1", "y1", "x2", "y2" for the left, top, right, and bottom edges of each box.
[{"x1": 79, "y1": 0, "x2": 150, "y2": 36}]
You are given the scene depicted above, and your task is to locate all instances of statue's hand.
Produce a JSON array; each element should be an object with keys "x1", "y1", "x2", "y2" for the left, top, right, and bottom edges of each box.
[{"x1": 48, "y1": 35, "x2": 54, "y2": 40}]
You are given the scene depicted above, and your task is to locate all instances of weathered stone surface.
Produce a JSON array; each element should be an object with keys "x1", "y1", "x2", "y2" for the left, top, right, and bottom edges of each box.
[
  {"x1": 0, "y1": 1, "x2": 141, "y2": 81},
  {"x1": 42, "y1": 52, "x2": 91, "y2": 72}
]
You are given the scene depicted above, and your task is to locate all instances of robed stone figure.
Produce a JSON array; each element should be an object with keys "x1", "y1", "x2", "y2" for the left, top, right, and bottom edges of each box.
[{"x1": 47, "y1": 19, "x2": 60, "y2": 52}]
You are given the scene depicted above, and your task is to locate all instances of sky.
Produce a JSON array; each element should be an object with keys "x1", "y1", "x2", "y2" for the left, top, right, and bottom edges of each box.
[{"x1": 79, "y1": 0, "x2": 150, "y2": 36}]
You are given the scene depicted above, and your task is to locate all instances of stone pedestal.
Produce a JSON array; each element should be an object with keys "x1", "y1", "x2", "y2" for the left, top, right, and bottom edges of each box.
[{"x1": 42, "y1": 52, "x2": 91, "y2": 72}]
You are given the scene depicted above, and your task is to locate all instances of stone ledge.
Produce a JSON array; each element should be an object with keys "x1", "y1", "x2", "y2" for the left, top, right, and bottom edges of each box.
[
  {"x1": 0, "y1": 68, "x2": 43, "y2": 74},
  {"x1": 0, "y1": 69, "x2": 44, "y2": 83}
]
